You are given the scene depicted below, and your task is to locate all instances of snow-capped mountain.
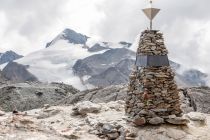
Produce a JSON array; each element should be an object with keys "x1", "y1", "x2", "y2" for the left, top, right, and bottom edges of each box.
[
  {"x1": 0, "y1": 50, "x2": 23, "y2": 65},
  {"x1": 46, "y1": 28, "x2": 89, "y2": 48},
  {"x1": 0, "y1": 28, "x2": 207, "y2": 90}
]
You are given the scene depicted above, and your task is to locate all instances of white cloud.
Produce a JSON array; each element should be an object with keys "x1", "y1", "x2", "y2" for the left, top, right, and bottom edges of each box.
[{"x1": 0, "y1": 0, "x2": 210, "y2": 76}]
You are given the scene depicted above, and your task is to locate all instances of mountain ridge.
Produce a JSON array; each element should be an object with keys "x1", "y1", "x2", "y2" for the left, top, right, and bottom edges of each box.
[
  {"x1": 0, "y1": 50, "x2": 23, "y2": 65},
  {"x1": 0, "y1": 28, "x2": 207, "y2": 89}
]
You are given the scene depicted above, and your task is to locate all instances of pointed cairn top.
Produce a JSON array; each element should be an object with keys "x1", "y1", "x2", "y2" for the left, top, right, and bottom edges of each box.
[{"x1": 142, "y1": 0, "x2": 160, "y2": 30}]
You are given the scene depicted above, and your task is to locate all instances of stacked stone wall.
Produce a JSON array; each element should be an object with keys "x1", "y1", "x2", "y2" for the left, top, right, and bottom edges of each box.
[{"x1": 125, "y1": 30, "x2": 185, "y2": 125}]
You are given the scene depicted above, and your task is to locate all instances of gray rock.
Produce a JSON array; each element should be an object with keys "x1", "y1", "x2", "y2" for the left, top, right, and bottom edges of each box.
[
  {"x1": 97, "y1": 123, "x2": 118, "y2": 134},
  {"x1": 107, "y1": 132, "x2": 119, "y2": 140},
  {"x1": 62, "y1": 85, "x2": 127, "y2": 105},
  {"x1": 72, "y1": 101, "x2": 101, "y2": 115},
  {"x1": 88, "y1": 43, "x2": 109, "y2": 52},
  {"x1": 186, "y1": 112, "x2": 206, "y2": 122},
  {"x1": 37, "y1": 108, "x2": 61, "y2": 119},
  {"x1": 186, "y1": 87, "x2": 210, "y2": 113},
  {"x1": 149, "y1": 117, "x2": 164, "y2": 125},
  {"x1": 166, "y1": 117, "x2": 190, "y2": 125},
  {"x1": 133, "y1": 117, "x2": 146, "y2": 126},
  {"x1": 0, "y1": 110, "x2": 5, "y2": 116}
]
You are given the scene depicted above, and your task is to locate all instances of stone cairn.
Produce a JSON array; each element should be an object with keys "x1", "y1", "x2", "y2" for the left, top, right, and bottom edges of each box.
[{"x1": 125, "y1": 30, "x2": 187, "y2": 126}]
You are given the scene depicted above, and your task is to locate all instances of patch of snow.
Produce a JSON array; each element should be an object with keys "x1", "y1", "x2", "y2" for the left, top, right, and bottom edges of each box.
[
  {"x1": 0, "y1": 62, "x2": 8, "y2": 70},
  {"x1": 86, "y1": 38, "x2": 101, "y2": 47},
  {"x1": 107, "y1": 42, "x2": 125, "y2": 49},
  {"x1": 16, "y1": 40, "x2": 100, "y2": 90}
]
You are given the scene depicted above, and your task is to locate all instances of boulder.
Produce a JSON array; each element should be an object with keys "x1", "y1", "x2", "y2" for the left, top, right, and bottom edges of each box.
[
  {"x1": 186, "y1": 112, "x2": 206, "y2": 122},
  {"x1": 166, "y1": 117, "x2": 190, "y2": 125},
  {"x1": 133, "y1": 117, "x2": 146, "y2": 126},
  {"x1": 72, "y1": 101, "x2": 101, "y2": 116},
  {"x1": 185, "y1": 112, "x2": 206, "y2": 126},
  {"x1": 0, "y1": 110, "x2": 5, "y2": 116},
  {"x1": 149, "y1": 117, "x2": 164, "y2": 125}
]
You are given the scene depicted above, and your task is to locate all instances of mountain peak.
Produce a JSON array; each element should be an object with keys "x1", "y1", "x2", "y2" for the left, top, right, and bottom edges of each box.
[
  {"x1": 46, "y1": 28, "x2": 89, "y2": 48},
  {"x1": 0, "y1": 50, "x2": 23, "y2": 65}
]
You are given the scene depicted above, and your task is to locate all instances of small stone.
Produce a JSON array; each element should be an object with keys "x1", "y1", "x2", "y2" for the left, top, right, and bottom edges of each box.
[
  {"x1": 99, "y1": 123, "x2": 117, "y2": 134},
  {"x1": 43, "y1": 104, "x2": 50, "y2": 109},
  {"x1": 137, "y1": 103, "x2": 145, "y2": 108},
  {"x1": 151, "y1": 109, "x2": 168, "y2": 113},
  {"x1": 125, "y1": 137, "x2": 136, "y2": 140},
  {"x1": 63, "y1": 134, "x2": 79, "y2": 139},
  {"x1": 107, "y1": 132, "x2": 119, "y2": 140},
  {"x1": 185, "y1": 112, "x2": 206, "y2": 125},
  {"x1": 166, "y1": 117, "x2": 190, "y2": 125},
  {"x1": 72, "y1": 101, "x2": 101, "y2": 116},
  {"x1": 139, "y1": 110, "x2": 148, "y2": 115},
  {"x1": 168, "y1": 115, "x2": 176, "y2": 119},
  {"x1": 133, "y1": 117, "x2": 146, "y2": 126},
  {"x1": 126, "y1": 131, "x2": 137, "y2": 138},
  {"x1": 149, "y1": 117, "x2": 164, "y2": 125},
  {"x1": 0, "y1": 110, "x2": 5, "y2": 116},
  {"x1": 151, "y1": 46, "x2": 156, "y2": 50}
]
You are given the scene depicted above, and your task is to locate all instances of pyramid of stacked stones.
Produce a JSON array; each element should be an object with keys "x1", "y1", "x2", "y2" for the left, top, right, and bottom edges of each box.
[{"x1": 125, "y1": 30, "x2": 183, "y2": 125}]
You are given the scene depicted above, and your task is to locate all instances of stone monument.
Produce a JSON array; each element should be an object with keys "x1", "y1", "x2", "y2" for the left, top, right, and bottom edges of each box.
[{"x1": 125, "y1": 0, "x2": 187, "y2": 125}]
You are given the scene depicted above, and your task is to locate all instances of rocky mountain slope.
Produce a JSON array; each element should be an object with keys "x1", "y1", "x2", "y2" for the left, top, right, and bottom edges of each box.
[
  {"x1": 1, "y1": 81, "x2": 210, "y2": 115},
  {"x1": 0, "y1": 70, "x2": 7, "y2": 85},
  {"x1": 0, "y1": 28, "x2": 207, "y2": 89},
  {"x1": 2, "y1": 62, "x2": 38, "y2": 82},
  {"x1": 0, "y1": 50, "x2": 23, "y2": 65},
  {"x1": 0, "y1": 82, "x2": 78, "y2": 112}
]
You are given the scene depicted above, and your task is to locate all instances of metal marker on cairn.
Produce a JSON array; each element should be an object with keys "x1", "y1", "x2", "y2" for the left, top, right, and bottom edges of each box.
[{"x1": 125, "y1": 0, "x2": 189, "y2": 126}]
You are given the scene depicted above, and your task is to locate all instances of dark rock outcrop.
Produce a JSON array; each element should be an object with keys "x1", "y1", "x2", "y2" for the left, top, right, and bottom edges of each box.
[
  {"x1": 73, "y1": 47, "x2": 207, "y2": 88},
  {"x1": 73, "y1": 48, "x2": 135, "y2": 77},
  {"x1": 119, "y1": 41, "x2": 132, "y2": 48},
  {"x1": 88, "y1": 43, "x2": 109, "y2": 52},
  {"x1": 185, "y1": 87, "x2": 210, "y2": 114},
  {"x1": 0, "y1": 51, "x2": 23, "y2": 65},
  {"x1": 2, "y1": 62, "x2": 38, "y2": 82},
  {"x1": 0, "y1": 70, "x2": 8, "y2": 85},
  {"x1": 87, "y1": 59, "x2": 135, "y2": 87}
]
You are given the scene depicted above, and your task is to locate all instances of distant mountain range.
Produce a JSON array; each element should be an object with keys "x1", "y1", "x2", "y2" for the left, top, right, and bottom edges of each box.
[
  {"x1": 0, "y1": 51, "x2": 23, "y2": 65},
  {"x1": 0, "y1": 28, "x2": 207, "y2": 90}
]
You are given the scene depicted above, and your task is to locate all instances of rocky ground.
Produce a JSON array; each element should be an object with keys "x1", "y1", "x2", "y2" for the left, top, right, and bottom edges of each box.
[
  {"x1": 0, "y1": 82, "x2": 78, "y2": 112},
  {"x1": 1, "y1": 83, "x2": 210, "y2": 114},
  {"x1": 0, "y1": 101, "x2": 210, "y2": 140},
  {"x1": 1, "y1": 83, "x2": 210, "y2": 139}
]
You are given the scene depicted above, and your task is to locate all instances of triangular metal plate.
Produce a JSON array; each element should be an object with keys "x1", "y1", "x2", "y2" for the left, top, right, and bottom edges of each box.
[{"x1": 142, "y1": 8, "x2": 160, "y2": 20}]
